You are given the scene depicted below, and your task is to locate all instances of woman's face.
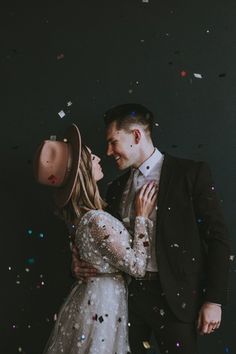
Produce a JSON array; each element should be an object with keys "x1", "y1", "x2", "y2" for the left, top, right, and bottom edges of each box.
[{"x1": 87, "y1": 147, "x2": 104, "y2": 182}]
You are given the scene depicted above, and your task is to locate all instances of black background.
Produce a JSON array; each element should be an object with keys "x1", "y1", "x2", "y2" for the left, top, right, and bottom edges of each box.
[{"x1": 1, "y1": 0, "x2": 235, "y2": 353}]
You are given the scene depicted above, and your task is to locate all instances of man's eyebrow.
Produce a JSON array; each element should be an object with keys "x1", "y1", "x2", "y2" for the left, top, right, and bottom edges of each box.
[{"x1": 107, "y1": 138, "x2": 116, "y2": 143}]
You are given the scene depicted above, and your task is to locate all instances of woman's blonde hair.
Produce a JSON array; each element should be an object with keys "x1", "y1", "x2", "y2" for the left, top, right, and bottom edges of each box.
[{"x1": 60, "y1": 145, "x2": 106, "y2": 227}]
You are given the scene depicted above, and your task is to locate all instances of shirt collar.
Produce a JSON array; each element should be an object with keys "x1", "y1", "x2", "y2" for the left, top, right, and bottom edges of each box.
[{"x1": 138, "y1": 148, "x2": 163, "y2": 177}]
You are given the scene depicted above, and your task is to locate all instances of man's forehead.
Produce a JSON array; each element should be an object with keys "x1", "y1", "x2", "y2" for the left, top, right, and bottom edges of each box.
[{"x1": 106, "y1": 123, "x2": 122, "y2": 140}]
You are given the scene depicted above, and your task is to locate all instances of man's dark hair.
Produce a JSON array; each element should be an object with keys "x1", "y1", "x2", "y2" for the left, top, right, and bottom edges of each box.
[{"x1": 104, "y1": 103, "x2": 154, "y2": 135}]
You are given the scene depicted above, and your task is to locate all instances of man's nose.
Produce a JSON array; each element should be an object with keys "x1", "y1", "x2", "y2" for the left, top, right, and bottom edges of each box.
[{"x1": 106, "y1": 145, "x2": 113, "y2": 156}]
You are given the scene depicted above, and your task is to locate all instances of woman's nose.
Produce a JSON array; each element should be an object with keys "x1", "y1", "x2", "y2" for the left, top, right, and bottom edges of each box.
[{"x1": 94, "y1": 154, "x2": 101, "y2": 162}]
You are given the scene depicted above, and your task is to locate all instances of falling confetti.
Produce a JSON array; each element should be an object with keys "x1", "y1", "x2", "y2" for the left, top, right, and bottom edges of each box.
[
  {"x1": 160, "y1": 309, "x2": 165, "y2": 316},
  {"x1": 180, "y1": 70, "x2": 188, "y2": 77},
  {"x1": 58, "y1": 110, "x2": 66, "y2": 118},
  {"x1": 171, "y1": 243, "x2": 179, "y2": 248},
  {"x1": 27, "y1": 258, "x2": 35, "y2": 265},
  {"x1": 143, "y1": 341, "x2": 151, "y2": 349},
  {"x1": 193, "y1": 73, "x2": 203, "y2": 79}
]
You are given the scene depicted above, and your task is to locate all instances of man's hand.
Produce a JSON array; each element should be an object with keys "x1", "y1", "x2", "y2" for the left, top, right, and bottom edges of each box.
[
  {"x1": 71, "y1": 245, "x2": 98, "y2": 281},
  {"x1": 197, "y1": 302, "x2": 222, "y2": 335}
]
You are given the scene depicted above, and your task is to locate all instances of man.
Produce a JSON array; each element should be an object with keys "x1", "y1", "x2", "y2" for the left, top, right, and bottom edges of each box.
[{"x1": 73, "y1": 103, "x2": 230, "y2": 354}]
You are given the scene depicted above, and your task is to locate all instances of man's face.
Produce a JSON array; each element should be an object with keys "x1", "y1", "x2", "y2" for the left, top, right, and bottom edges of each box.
[{"x1": 106, "y1": 122, "x2": 138, "y2": 170}]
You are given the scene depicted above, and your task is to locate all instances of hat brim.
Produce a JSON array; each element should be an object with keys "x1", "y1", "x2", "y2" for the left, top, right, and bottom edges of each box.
[{"x1": 54, "y1": 124, "x2": 82, "y2": 208}]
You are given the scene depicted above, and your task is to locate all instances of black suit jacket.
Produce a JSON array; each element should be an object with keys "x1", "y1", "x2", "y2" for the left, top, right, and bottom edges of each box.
[{"x1": 106, "y1": 154, "x2": 230, "y2": 322}]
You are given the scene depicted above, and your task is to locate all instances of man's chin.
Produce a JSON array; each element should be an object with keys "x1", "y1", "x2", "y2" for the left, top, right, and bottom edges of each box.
[{"x1": 115, "y1": 161, "x2": 129, "y2": 170}]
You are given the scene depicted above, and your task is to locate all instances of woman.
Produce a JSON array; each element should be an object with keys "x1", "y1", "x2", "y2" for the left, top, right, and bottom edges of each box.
[{"x1": 34, "y1": 124, "x2": 157, "y2": 354}]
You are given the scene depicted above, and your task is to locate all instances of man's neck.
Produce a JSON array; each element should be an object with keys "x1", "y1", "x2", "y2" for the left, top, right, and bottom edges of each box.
[{"x1": 133, "y1": 144, "x2": 155, "y2": 168}]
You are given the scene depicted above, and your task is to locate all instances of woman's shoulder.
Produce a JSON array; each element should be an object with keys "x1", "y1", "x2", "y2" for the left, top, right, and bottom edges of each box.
[{"x1": 80, "y1": 209, "x2": 114, "y2": 225}]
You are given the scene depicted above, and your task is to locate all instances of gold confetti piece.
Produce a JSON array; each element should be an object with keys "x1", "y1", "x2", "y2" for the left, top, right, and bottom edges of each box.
[{"x1": 143, "y1": 341, "x2": 151, "y2": 349}]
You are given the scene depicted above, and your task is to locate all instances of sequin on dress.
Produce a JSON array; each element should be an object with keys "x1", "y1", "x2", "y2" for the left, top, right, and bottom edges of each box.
[{"x1": 43, "y1": 210, "x2": 152, "y2": 354}]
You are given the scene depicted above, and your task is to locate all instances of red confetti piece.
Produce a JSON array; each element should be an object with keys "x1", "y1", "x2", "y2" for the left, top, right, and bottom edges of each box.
[
  {"x1": 180, "y1": 70, "x2": 188, "y2": 77},
  {"x1": 48, "y1": 175, "x2": 57, "y2": 184}
]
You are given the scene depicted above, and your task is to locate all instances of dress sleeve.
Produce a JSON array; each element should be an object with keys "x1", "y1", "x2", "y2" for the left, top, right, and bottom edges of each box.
[{"x1": 89, "y1": 212, "x2": 153, "y2": 277}]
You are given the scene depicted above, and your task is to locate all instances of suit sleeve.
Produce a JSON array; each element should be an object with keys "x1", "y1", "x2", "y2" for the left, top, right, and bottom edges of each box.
[{"x1": 193, "y1": 162, "x2": 230, "y2": 304}]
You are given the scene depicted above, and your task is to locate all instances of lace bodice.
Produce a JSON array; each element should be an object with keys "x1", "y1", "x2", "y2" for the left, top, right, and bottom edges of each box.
[{"x1": 75, "y1": 210, "x2": 153, "y2": 277}]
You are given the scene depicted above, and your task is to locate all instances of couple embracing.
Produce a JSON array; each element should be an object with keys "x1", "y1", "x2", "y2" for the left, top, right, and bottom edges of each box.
[{"x1": 34, "y1": 104, "x2": 230, "y2": 354}]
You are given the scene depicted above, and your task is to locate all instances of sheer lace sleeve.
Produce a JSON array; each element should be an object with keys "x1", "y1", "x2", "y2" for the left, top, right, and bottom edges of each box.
[{"x1": 89, "y1": 211, "x2": 153, "y2": 277}]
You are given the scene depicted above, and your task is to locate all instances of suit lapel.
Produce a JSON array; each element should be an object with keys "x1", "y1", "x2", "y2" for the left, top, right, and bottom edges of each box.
[{"x1": 157, "y1": 154, "x2": 175, "y2": 223}]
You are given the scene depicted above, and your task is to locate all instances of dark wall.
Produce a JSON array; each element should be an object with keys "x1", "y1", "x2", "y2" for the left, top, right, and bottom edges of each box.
[{"x1": 1, "y1": 1, "x2": 235, "y2": 353}]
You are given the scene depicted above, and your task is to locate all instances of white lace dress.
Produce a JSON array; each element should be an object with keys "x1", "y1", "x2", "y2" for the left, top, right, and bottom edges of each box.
[{"x1": 43, "y1": 210, "x2": 152, "y2": 354}]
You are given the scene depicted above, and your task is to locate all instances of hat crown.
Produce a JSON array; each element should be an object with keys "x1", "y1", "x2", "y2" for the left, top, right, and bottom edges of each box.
[
  {"x1": 33, "y1": 124, "x2": 82, "y2": 207},
  {"x1": 35, "y1": 140, "x2": 70, "y2": 187}
]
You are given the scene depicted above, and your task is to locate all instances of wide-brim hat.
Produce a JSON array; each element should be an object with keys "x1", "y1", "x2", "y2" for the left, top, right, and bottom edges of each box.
[{"x1": 33, "y1": 123, "x2": 82, "y2": 207}]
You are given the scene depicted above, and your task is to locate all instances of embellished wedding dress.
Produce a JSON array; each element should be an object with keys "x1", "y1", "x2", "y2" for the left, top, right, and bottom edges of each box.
[{"x1": 43, "y1": 210, "x2": 152, "y2": 354}]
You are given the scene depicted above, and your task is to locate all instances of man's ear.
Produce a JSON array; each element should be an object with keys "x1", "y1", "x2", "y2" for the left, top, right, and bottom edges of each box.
[{"x1": 132, "y1": 129, "x2": 141, "y2": 144}]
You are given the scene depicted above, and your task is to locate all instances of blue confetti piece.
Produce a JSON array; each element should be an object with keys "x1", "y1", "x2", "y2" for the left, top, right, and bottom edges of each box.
[
  {"x1": 224, "y1": 347, "x2": 230, "y2": 353},
  {"x1": 27, "y1": 229, "x2": 33, "y2": 235},
  {"x1": 39, "y1": 233, "x2": 44, "y2": 239},
  {"x1": 27, "y1": 258, "x2": 35, "y2": 265}
]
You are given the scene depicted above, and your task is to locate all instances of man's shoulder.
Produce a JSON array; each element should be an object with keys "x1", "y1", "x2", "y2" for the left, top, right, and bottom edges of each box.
[
  {"x1": 165, "y1": 153, "x2": 207, "y2": 169},
  {"x1": 164, "y1": 153, "x2": 211, "y2": 180}
]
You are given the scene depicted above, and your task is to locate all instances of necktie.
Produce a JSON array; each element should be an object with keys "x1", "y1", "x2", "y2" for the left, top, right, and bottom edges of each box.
[{"x1": 122, "y1": 168, "x2": 140, "y2": 231}]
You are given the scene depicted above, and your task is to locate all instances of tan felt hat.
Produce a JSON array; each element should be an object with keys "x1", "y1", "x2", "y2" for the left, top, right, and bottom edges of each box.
[{"x1": 33, "y1": 123, "x2": 82, "y2": 207}]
